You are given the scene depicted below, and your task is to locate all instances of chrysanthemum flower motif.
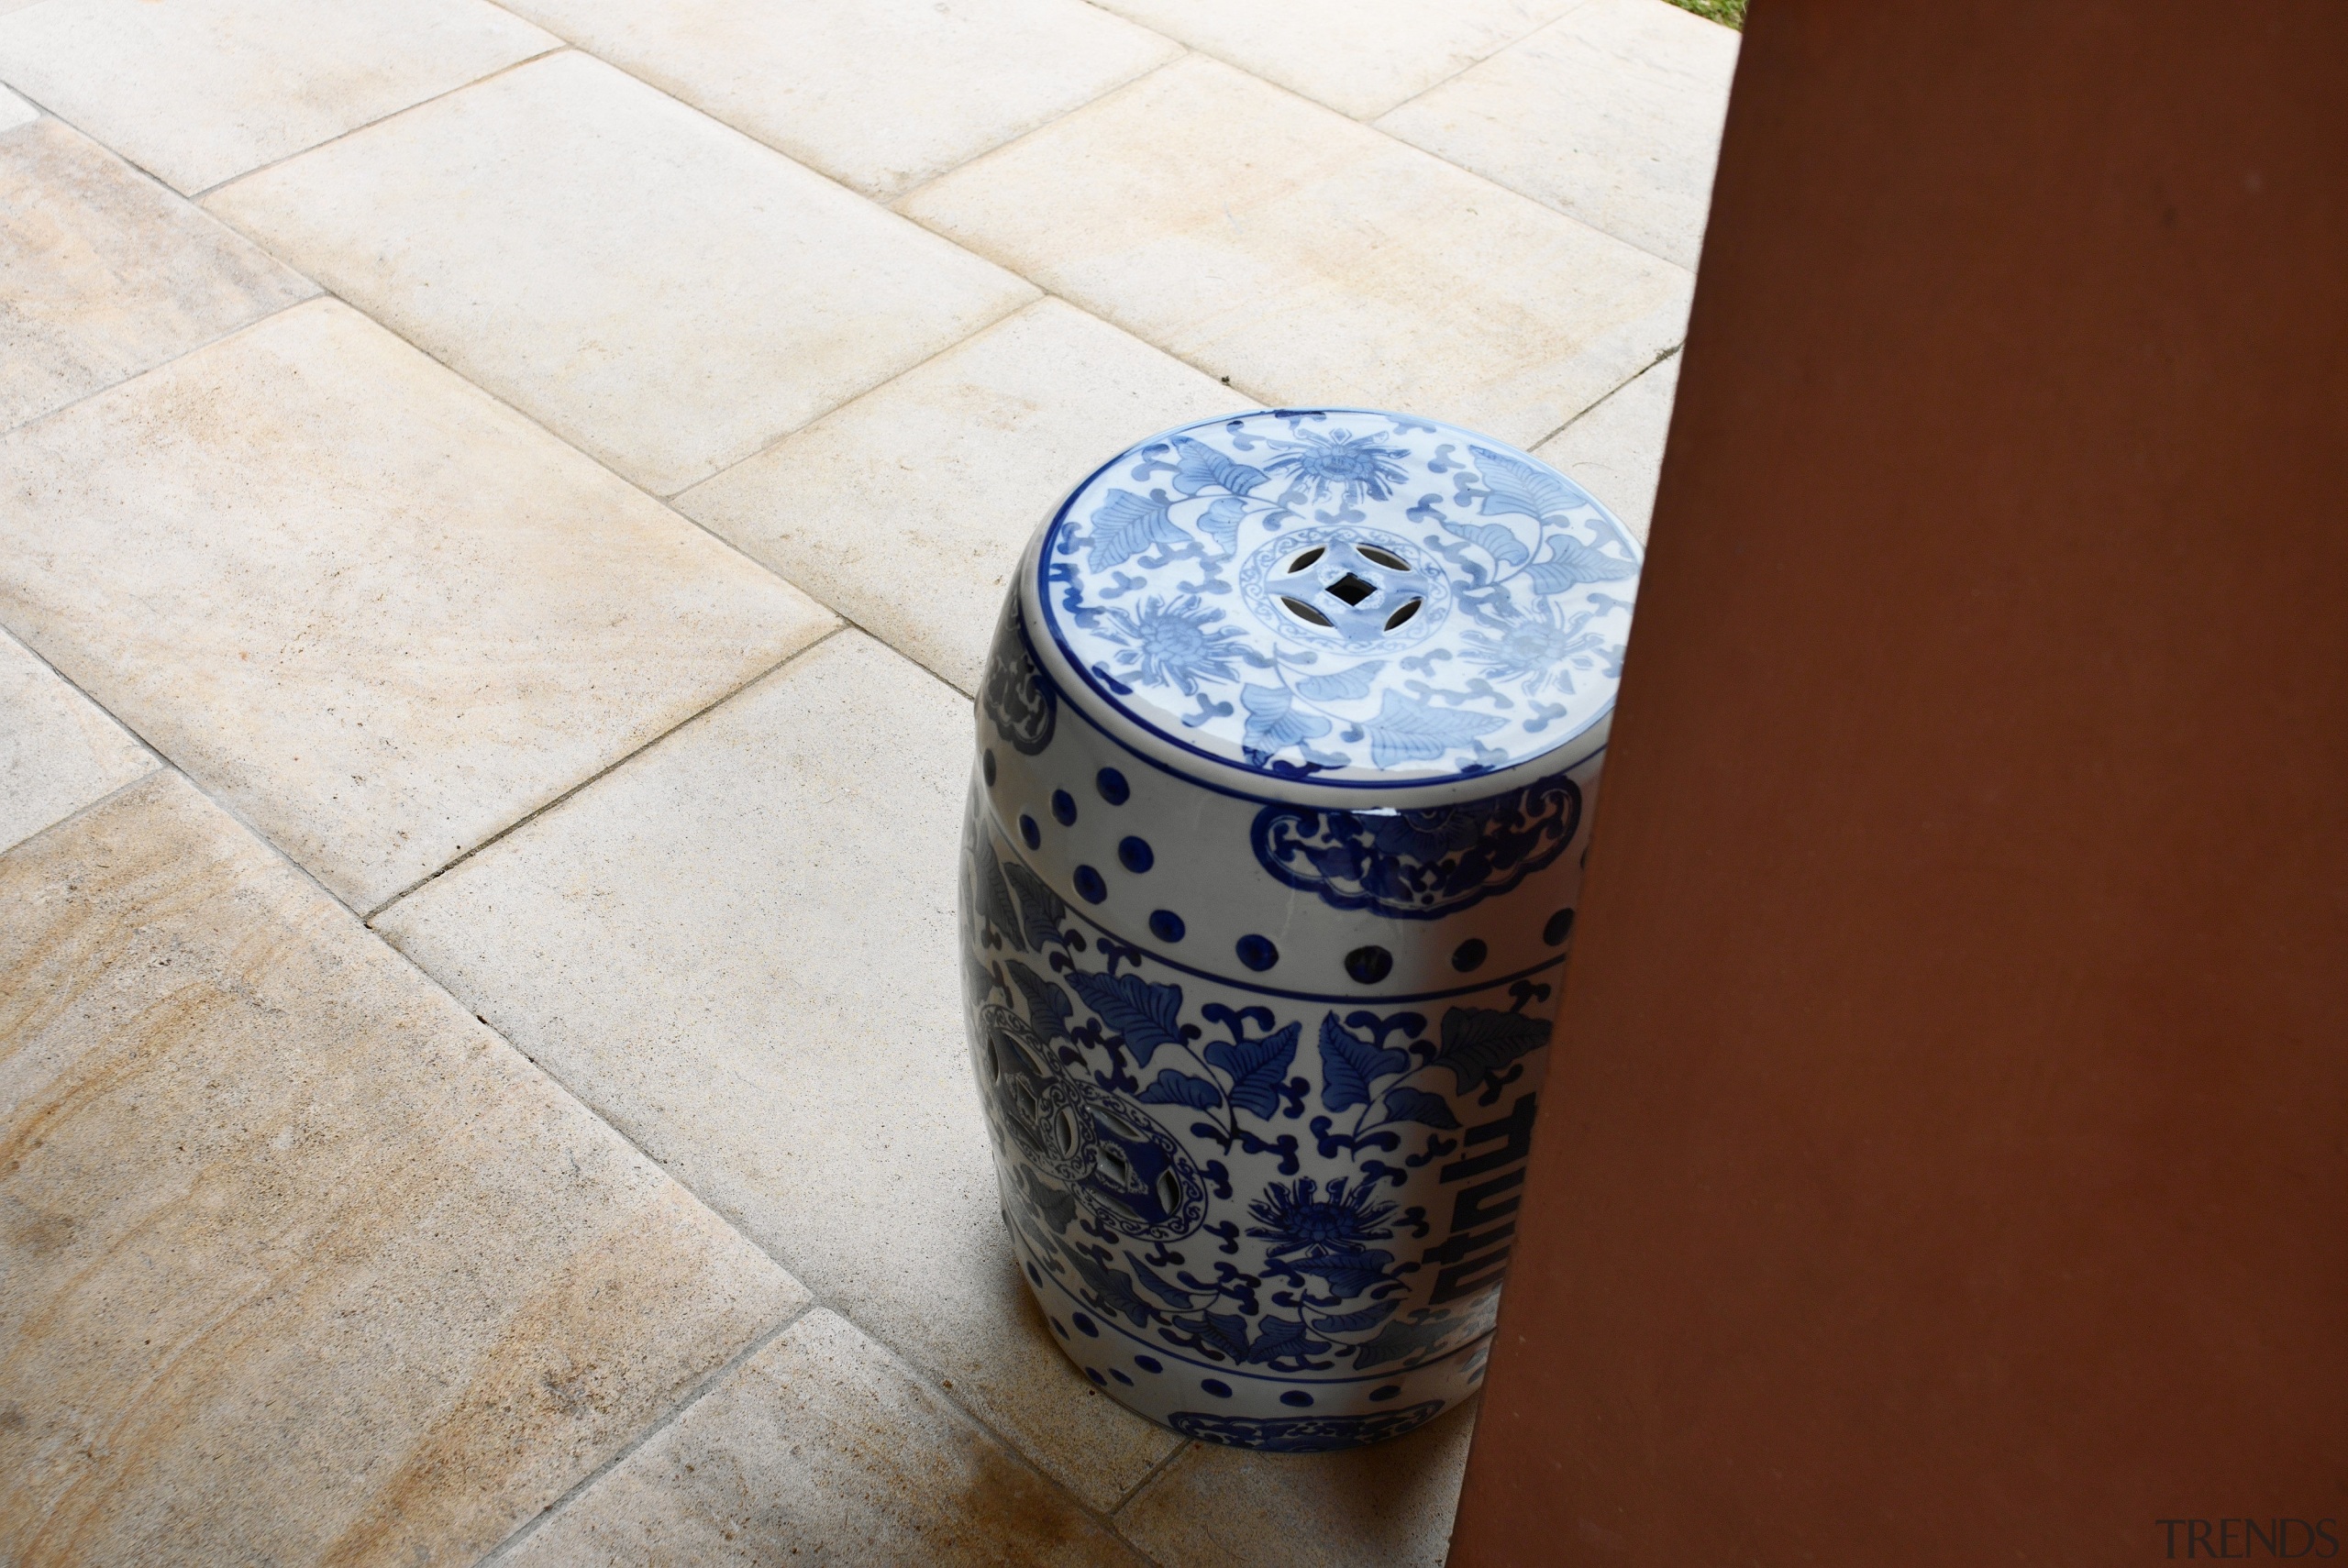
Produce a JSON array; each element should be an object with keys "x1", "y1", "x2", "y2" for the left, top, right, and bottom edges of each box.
[
  {"x1": 1099, "y1": 594, "x2": 1250, "y2": 694},
  {"x1": 1246, "y1": 1176, "x2": 1397, "y2": 1260},
  {"x1": 1262, "y1": 429, "x2": 1413, "y2": 508},
  {"x1": 1460, "y1": 599, "x2": 1599, "y2": 695},
  {"x1": 1041, "y1": 409, "x2": 1642, "y2": 782}
]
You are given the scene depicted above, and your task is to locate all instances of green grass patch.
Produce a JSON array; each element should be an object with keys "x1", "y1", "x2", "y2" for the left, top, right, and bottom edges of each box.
[{"x1": 1667, "y1": 0, "x2": 1744, "y2": 27}]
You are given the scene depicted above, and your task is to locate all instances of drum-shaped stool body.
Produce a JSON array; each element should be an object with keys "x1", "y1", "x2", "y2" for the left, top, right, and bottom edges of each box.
[{"x1": 962, "y1": 409, "x2": 1641, "y2": 1452}]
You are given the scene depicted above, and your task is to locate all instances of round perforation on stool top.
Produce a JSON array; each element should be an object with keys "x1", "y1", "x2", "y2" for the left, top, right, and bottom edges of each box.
[
  {"x1": 1246, "y1": 527, "x2": 1448, "y2": 654},
  {"x1": 1263, "y1": 537, "x2": 1439, "y2": 646}
]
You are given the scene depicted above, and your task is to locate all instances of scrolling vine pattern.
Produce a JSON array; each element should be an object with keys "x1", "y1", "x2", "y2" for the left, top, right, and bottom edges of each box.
[
  {"x1": 981, "y1": 593, "x2": 1056, "y2": 756},
  {"x1": 964, "y1": 801, "x2": 1556, "y2": 1383},
  {"x1": 1041, "y1": 411, "x2": 1639, "y2": 780},
  {"x1": 1250, "y1": 768, "x2": 1583, "y2": 920}
]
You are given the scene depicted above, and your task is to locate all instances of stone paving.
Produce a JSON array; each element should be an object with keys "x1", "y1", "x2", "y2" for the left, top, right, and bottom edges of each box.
[{"x1": 0, "y1": 2, "x2": 1733, "y2": 1561}]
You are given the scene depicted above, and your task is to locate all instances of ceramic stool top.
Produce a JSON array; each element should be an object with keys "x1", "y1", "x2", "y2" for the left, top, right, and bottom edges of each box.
[
  {"x1": 1029, "y1": 408, "x2": 1636, "y2": 799},
  {"x1": 963, "y1": 407, "x2": 1642, "y2": 1451}
]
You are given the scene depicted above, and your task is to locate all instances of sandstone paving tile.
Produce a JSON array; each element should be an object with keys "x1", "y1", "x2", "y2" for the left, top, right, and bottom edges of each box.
[
  {"x1": 1085, "y1": 0, "x2": 1576, "y2": 121},
  {"x1": 502, "y1": 0, "x2": 1177, "y2": 202},
  {"x1": 503, "y1": 1309, "x2": 1149, "y2": 1566},
  {"x1": 679, "y1": 298, "x2": 1255, "y2": 695},
  {"x1": 1535, "y1": 349, "x2": 1679, "y2": 542},
  {"x1": 207, "y1": 51, "x2": 1037, "y2": 495},
  {"x1": 0, "y1": 0, "x2": 556, "y2": 194},
  {"x1": 1114, "y1": 1400, "x2": 1479, "y2": 1568},
  {"x1": 0, "y1": 298, "x2": 836, "y2": 912},
  {"x1": 374, "y1": 632, "x2": 1185, "y2": 1508},
  {"x1": 0, "y1": 770, "x2": 810, "y2": 1568},
  {"x1": 0, "y1": 625, "x2": 152, "y2": 852},
  {"x1": 1378, "y1": 0, "x2": 1739, "y2": 271},
  {"x1": 0, "y1": 83, "x2": 28, "y2": 128},
  {"x1": 1, "y1": 113, "x2": 315, "y2": 430},
  {"x1": 899, "y1": 54, "x2": 1691, "y2": 450}
]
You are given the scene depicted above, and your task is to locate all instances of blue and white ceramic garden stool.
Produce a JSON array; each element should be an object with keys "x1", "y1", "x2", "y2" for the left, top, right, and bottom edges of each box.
[{"x1": 961, "y1": 408, "x2": 1641, "y2": 1452}]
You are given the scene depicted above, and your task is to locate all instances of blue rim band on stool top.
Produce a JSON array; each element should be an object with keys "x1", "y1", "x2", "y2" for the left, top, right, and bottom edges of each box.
[{"x1": 961, "y1": 408, "x2": 1641, "y2": 1451}]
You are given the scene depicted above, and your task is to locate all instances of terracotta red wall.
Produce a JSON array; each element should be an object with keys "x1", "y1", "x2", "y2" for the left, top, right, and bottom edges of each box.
[{"x1": 1449, "y1": 4, "x2": 2348, "y2": 1562}]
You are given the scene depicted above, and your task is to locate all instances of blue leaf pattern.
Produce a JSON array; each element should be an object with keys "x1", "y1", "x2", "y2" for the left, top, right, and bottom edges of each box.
[
  {"x1": 1317, "y1": 1013, "x2": 1409, "y2": 1111},
  {"x1": 975, "y1": 836, "x2": 1023, "y2": 950},
  {"x1": 1126, "y1": 1252, "x2": 1201, "y2": 1309},
  {"x1": 1360, "y1": 690, "x2": 1507, "y2": 767},
  {"x1": 1002, "y1": 859, "x2": 1066, "y2": 951},
  {"x1": 1197, "y1": 495, "x2": 1249, "y2": 555},
  {"x1": 1206, "y1": 1021, "x2": 1301, "y2": 1119},
  {"x1": 1431, "y1": 1007, "x2": 1552, "y2": 1094},
  {"x1": 1468, "y1": 443, "x2": 1587, "y2": 523},
  {"x1": 1352, "y1": 1312, "x2": 1464, "y2": 1370},
  {"x1": 1523, "y1": 536, "x2": 1638, "y2": 593},
  {"x1": 1182, "y1": 1311, "x2": 1258, "y2": 1363},
  {"x1": 964, "y1": 805, "x2": 1566, "y2": 1417},
  {"x1": 1171, "y1": 436, "x2": 1268, "y2": 497},
  {"x1": 1003, "y1": 960, "x2": 1072, "y2": 1043},
  {"x1": 1381, "y1": 1086, "x2": 1460, "y2": 1129},
  {"x1": 1066, "y1": 969, "x2": 1188, "y2": 1066},
  {"x1": 1018, "y1": 1164, "x2": 1078, "y2": 1236},
  {"x1": 1312, "y1": 1299, "x2": 1399, "y2": 1334},
  {"x1": 1138, "y1": 1069, "x2": 1222, "y2": 1110},
  {"x1": 1065, "y1": 1247, "x2": 1156, "y2": 1328},
  {"x1": 1293, "y1": 660, "x2": 1385, "y2": 701},
  {"x1": 1041, "y1": 412, "x2": 1640, "y2": 779},
  {"x1": 1240, "y1": 682, "x2": 1332, "y2": 758},
  {"x1": 1299, "y1": 1248, "x2": 1398, "y2": 1297},
  {"x1": 1241, "y1": 1314, "x2": 1332, "y2": 1365},
  {"x1": 1086, "y1": 489, "x2": 1187, "y2": 570},
  {"x1": 1442, "y1": 516, "x2": 1532, "y2": 568}
]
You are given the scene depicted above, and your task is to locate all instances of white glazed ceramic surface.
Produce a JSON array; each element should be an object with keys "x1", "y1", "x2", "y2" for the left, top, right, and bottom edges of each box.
[
  {"x1": 1036, "y1": 407, "x2": 1637, "y2": 795},
  {"x1": 962, "y1": 409, "x2": 1640, "y2": 1451}
]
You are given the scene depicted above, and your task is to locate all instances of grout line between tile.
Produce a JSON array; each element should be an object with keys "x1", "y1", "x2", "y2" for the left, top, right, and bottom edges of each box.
[
  {"x1": 17, "y1": 0, "x2": 1703, "y2": 488},
  {"x1": 0, "y1": 293, "x2": 318, "y2": 441},
  {"x1": 661, "y1": 300, "x2": 1030, "y2": 517},
  {"x1": 6, "y1": 6, "x2": 1696, "y2": 1551},
  {"x1": 884, "y1": 46, "x2": 1191, "y2": 212},
  {"x1": 18, "y1": 214, "x2": 982, "y2": 843},
  {"x1": 664, "y1": 286, "x2": 1274, "y2": 610},
  {"x1": 648, "y1": 274, "x2": 1042, "y2": 502},
  {"x1": 5, "y1": 725, "x2": 1155, "y2": 1563},
  {"x1": 1360, "y1": 0, "x2": 1732, "y2": 274},
  {"x1": 1526, "y1": 339, "x2": 1684, "y2": 452},
  {"x1": 1365, "y1": 0, "x2": 1602, "y2": 125},
  {"x1": 472, "y1": 1296, "x2": 823, "y2": 1566},
  {"x1": 196, "y1": 156, "x2": 1044, "y2": 608},
  {"x1": 0, "y1": 41, "x2": 568, "y2": 202},
  {"x1": 0, "y1": 95, "x2": 327, "y2": 439},
  {"x1": 16, "y1": 141, "x2": 1034, "y2": 936},
  {"x1": 1111, "y1": 1434, "x2": 1198, "y2": 1516},
  {"x1": 802, "y1": 1305, "x2": 1179, "y2": 1568},
  {"x1": 0, "y1": 617, "x2": 167, "y2": 767},
  {"x1": 369, "y1": 874, "x2": 1166, "y2": 1558},
  {"x1": 3, "y1": 299, "x2": 850, "y2": 928},
  {"x1": 338, "y1": 621, "x2": 1179, "y2": 1544},
  {"x1": 0, "y1": 628, "x2": 380, "y2": 940},
  {"x1": 0, "y1": 767, "x2": 161, "y2": 863},
  {"x1": 34, "y1": 248, "x2": 1203, "y2": 747},
  {"x1": 182, "y1": 42, "x2": 570, "y2": 201},
  {"x1": 3, "y1": 83, "x2": 1032, "y2": 1485},
  {"x1": 473, "y1": 0, "x2": 1180, "y2": 207},
  {"x1": 881, "y1": 40, "x2": 1689, "y2": 436},
  {"x1": 156, "y1": 4, "x2": 1678, "y2": 607},
  {"x1": 572, "y1": 0, "x2": 1692, "y2": 316},
  {"x1": 362, "y1": 621, "x2": 847, "y2": 921},
  {"x1": 4, "y1": 527, "x2": 1145, "y2": 1553}
]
